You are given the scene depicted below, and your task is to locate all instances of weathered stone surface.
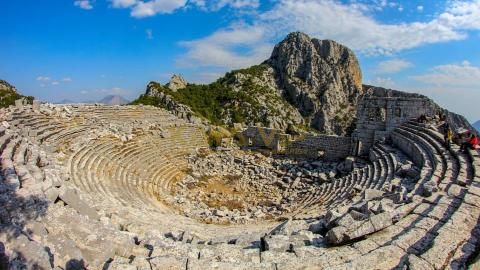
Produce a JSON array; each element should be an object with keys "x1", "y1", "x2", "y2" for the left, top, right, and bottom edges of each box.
[
  {"x1": 58, "y1": 186, "x2": 99, "y2": 220},
  {"x1": 267, "y1": 32, "x2": 363, "y2": 135},
  {"x1": 6, "y1": 234, "x2": 51, "y2": 269},
  {"x1": 326, "y1": 212, "x2": 392, "y2": 245},
  {"x1": 167, "y1": 74, "x2": 187, "y2": 92},
  {"x1": 364, "y1": 188, "x2": 384, "y2": 201}
]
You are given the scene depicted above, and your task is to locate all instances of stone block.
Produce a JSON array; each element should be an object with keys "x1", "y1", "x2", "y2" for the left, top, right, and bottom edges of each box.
[
  {"x1": 364, "y1": 188, "x2": 384, "y2": 201},
  {"x1": 14, "y1": 99, "x2": 23, "y2": 108},
  {"x1": 326, "y1": 213, "x2": 392, "y2": 245},
  {"x1": 10, "y1": 234, "x2": 51, "y2": 269},
  {"x1": 32, "y1": 100, "x2": 41, "y2": 111},
  {"x1": 149, "y1": 256, "x2": 186, "y2": 270},
  {"x1": 369, "y1": 212, "x2": 393, "y2": 231},
  {"x1": 326, "y1": 226, "x2": 348, "y2": 245},
  {"x1": 44, "y1": 187, "x2": 59, "y2": 202},
  {"x1": 58, "y1": 186, "x2": 99, "y2": 220}
]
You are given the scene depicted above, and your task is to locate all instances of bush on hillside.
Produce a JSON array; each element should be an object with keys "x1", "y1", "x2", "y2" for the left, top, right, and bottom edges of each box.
[{"x1": 0, "y1": 90, "x2": 34, "y2": 108}]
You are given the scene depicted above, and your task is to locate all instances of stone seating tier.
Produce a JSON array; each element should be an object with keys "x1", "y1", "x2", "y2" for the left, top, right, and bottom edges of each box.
[{"x1": 1, "y1": 104, "x2": 480, "y2": 269}]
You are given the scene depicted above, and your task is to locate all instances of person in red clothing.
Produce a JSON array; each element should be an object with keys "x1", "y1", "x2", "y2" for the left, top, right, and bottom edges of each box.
[{"x1": 461, "y1": 132, "x2": 478, "y2": 152}]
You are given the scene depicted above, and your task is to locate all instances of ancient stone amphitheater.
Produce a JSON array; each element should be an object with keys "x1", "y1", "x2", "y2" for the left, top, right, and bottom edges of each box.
[{"x1": 1, "y1": 98, "x2": 480, "y2": 270}]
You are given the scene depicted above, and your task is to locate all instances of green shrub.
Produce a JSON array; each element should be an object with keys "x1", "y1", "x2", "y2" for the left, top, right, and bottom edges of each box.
[
  {"x1": 0, "y1": 90, "x2": 34, "y2": 108},
  {"x1": 131, "y1": 80, "x2": 263, "y2": 126},
  {"x1": 207, "y1": 129, "x2": 229, "y2": 148},
  {"x1": 131, "y1": 63, "x2": 288, "y2": 129}
]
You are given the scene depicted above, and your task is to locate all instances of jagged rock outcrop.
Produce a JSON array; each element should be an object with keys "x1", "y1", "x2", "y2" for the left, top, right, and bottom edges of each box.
[
  {"x1": 137, "y1": 32, "x2": 363, "y2": 134},
  {"x1": 266, "y1": 32, "x2": 363, "y2": 135},
  {"x1": 445, "y1": 110, "x2": 479, "y2": 137},
  {"x1": 219, "y1": 66, "x2": 305, "y2": 130},
  {"x1": 145, "y1": 82, "x2": 195, "y2": 121},
  {"x1": 0, "y1": 80, "x2": 18, "y2": 93},
  {"x1": 167, "y1": 74, "x2": 187, "y2": 92}
]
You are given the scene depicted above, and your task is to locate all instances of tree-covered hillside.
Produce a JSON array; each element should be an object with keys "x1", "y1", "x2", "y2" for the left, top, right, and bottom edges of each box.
[
  {"x1": 131, "y1": 64, "x2": 305, "y2": 130},
  {"x1": 0, "y1": 80, "x2": 34, "y2": 108}
]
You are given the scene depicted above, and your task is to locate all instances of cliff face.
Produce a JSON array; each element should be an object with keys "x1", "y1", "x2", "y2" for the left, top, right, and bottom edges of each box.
[
  {"x1": 266, "y1": 32, "x2": 363, "y2": 135},
  {"x1": 141, "y1": 32, "x2": 363, "y2": 135}
]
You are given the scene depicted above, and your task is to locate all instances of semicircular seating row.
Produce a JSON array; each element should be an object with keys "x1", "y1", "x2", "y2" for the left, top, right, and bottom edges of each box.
[
  {"x1": 7, "y1": 106, "x2": 184, "y2": 147},
  {"x1": 67, "y1": 125, "x2": 207, "y2": 215},
  {"x1": 258, "y1": 120, "x2": 480, "y2": 269},
  {"x1": 5, "y1": 106, "x2": 208, "y2": 220},
  {"x1": 290, "y1": 135, "x2": 404, "y2": 218},
  {"x1": 103, "y1": 116, "x2": 480, "y2": 269}
]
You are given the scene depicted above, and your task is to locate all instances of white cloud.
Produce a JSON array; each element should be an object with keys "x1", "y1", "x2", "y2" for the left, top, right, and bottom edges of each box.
[
  {"x1": 375, "y1": 59, "x2": 413, "y2": 74},
  {"x1": 417, "y1": 5, "x2": 424, "y2": 12},
  {"x1": 130, "y1": 0, "x2": 187, "y2": 18},
  {"x1": 110, "y1": 0, "x2": 137, "y2": 8},
  {"x1": 112, "y1": 0, "x2": 259, "y2": 17},
  {"x1": 439, "y1": 0, "x2": 480, "y2": 29},
  {"x1": 36, "y1": 76, "x2": 50, "y2": 81},
  {"x1": 177, "y1": 24, "x2": 272, "y2": 69},
  {"x1": 178, "y1": 0, "x2": 480, "y2": 70},
  {"x1": 62, "y1": 77, "x2": 72, "y2": 82},
  {"x1": 366, "y1": 77, "x2": 396, "y2": 88},
  {"x1": 51, "y1": 81, "x2": 60, "y2": 86},
  {"x1": 146, "y1": 29, "x2": 153, "y2": 39},
  {"x1": 260, "y1": 0, "x2": 474, "y2": 54},
  {"x1": 398, "y1": 6, "x2": 403, "y2": 12},
  {"x1": 388, "y1": 2, "x2": 398, "y2": 8},
  {"x1": 80, "y1": 90, "x2": 88, "y2": 94},
  {"x1": 74, "y1": 0, "x2": 93, "y2": 10},
  {"x1": 411, "y1": 61, "x2": 480, "y2": 88},
  {"x1": 191, "y1": 0, "x2": 259, "y2": 11}
]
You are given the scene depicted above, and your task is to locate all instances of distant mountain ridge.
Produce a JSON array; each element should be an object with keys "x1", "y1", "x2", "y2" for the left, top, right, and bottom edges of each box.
[
  {"x1": 55, "y1": 96, "x2": 129, "y2": 105},
  {"x1": 473, "y1": 120, "x2": 480, "y2": 132},
  {"x1": 98, "y1": 95, "x2": 129, "y2": 105},
  {"x1": 55, "y1": 99, "x2": 76, "y2": 104}
]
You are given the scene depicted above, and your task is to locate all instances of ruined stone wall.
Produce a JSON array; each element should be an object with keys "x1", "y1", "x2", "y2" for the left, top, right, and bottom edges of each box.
[
  {"x1": 238, "y1": 126, "x2": 288, "y2": 152},
  {"x1": 285, "y1": 134, "x2": 352, "y2": 160},
  {"x1": 238, "y1": 127, "x2": 351, "y2": 160},
  {"x1": 353, "y1": 93, "x2": 438, "y2": 156}
]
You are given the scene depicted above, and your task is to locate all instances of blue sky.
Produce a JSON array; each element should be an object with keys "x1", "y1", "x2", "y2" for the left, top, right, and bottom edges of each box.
[{"x1": 1, "y1": 0, "x2": 479, "y2": 121}]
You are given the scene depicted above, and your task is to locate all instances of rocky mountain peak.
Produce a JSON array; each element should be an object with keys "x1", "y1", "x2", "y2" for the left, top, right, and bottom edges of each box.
[
  {"x1": 138, "y1": 32, "x2": 364, "y2": 135},
  {"x1": 266, "y1": 32, "x2": 363, "y2": 135},
  {"x1": 167, "y1": 74, "x2": 187, "y2": 92}
]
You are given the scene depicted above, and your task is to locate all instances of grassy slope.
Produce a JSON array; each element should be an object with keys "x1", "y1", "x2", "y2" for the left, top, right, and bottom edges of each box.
[{"x1": 131, "y1": 64, "x2": 274, "y2": 126}]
